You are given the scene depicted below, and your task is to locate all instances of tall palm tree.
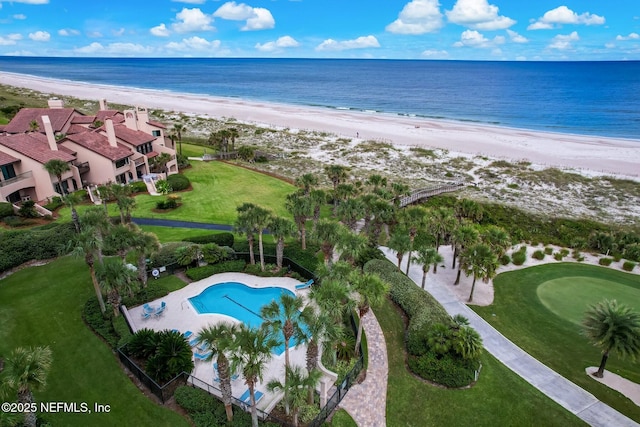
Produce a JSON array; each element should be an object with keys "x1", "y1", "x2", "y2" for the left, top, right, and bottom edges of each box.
[
  {"x1": 235, "y1": 202, "x2": 260, "y2": 264},
  {"x1": 171, "y1": 123, "x2": 186, "y2": 156},
  {"x1": 253, "y1": 206, "x2": 272, "y2": 272},
  {"x1": 452, "y1": 223, "x2": 480, "y2": 284},
  {"x1": 582, "y1": 299, "x2": 640, "y2": 378},
  {"x1": 198, "y1": 323, "x2": 238, "y2": 422},
  {"x1": 387, "y1": 228, "x2": 412, "y2": 270},
  {"x1": 295, "y1": 173, "x2": 318, "y2": 195},
  {"x1": 366, "y1": 174, "x2": 387, "y2": 192},
  {"x1": 337, "y1": 230, "x2": 368, "y2": 266},
  {"x1": 110, "y1": 183, "x2": 135, "y2": 224},
  {"x1": 336, "y1": 198, "x2": 365, "y2": 231},
  {"x1": 312, "y1": 219, "x2": 345, "y2": 266},
  {"x1": 268, "y1": 215, "x2": 296, "y2": 270},
  {"x1": 267, "y1": 365, "x2": 322, "y2": 426},
  {"x1": 482, "y1": 225, "x2": 511, "y2": 259},
  {"x1": 427, "y1": 207, "x2": 456, "y2": 273},
  {"x1": 455, "y1": 198, "x2": 483, "y2": 223},
  {"x1": 231, "y1": 325, "x2": 278, "y2": 427},
  {"x1": 43, "y1": 159, "x2": 70, "y2": 195},
  {"x1": 413, "y1": 246, "x2": 443, "y2": 289},
  {"x1": 349, "y1": 271, "x2": 389, "y2": 355},
  {"x1": 1, "y1": 346, "x2": 52, "y2": 427},
  {"x1": 369, "y1": 198, "x2": 396, "y2": 244},
  {"x1": 72, "y1": 226, "x2": 106, "y2": 313},
  {"x1": 228, "y1": 127, "x2": 239, "y2": 151},
  {"x1": 130, "y1": 227, "x2": 160, "y2": 286},
  {"x1": 309, "y1": 189, "x2": 327, "y2": 227},
  {"x1": 324, "y1": 165, "x2": 349, "y2": 193},
  {"x1": 399, "y1": 206, "x2": 428, "y2": 275},
  {"x1": 103, "y1": 223, "x2": 136, "y2": 260},
  {"x1": 285, "y1": 192, "x2": 313, "y2": 250},
  {"x1": 96, "y1": 258, "x2": 138, "y2": 316},
  {"x1": 61, "y1": 191, "x2": 82, "y2": 233},
  {"x1": 461, "y1": 243, "x2": 498, "y2": 302}
]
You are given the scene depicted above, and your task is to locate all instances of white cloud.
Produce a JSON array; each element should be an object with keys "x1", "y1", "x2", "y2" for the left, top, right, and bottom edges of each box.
[
  {"x1": 166, "y1": 36, "x2": 222, "y2": 51},
  {"x1": 506, "y1": 29, "x2": 528, "y2": 43},
  {"x1": 112, "y1": 28, "x2": 125, "y2": 37},
  {"x1": 453, "y1": 29, "x2": 503, "y2": 48},
  {"x1": 528, "y1": 6, "x2": 605, "y2": 30},
  {"x1": 172, "y1": 8, "x2": 215, "y2": 33},
  {"x1": 13, "y1": 14, "x2": 26, "y2": 20},
  {"x1": 386, "y1": 0, "x2": 443, "y2": 35},
  {"x1": 316, "y1": 35, "x2": 380, "y2": 51},
  {"x1": 548, "y1": 31, "x2": 579, "y2": 50},
  {"x1": 58, "y1": 28, "x2": 80, "y2": 36},
  {"x1": 605, "y1": 42, "x2": 615, "y2": 49},
  {"x1": 446, "y1": 0, "x2": 515, "y2": 30},
  {"x1": 0, "y1": 34, "x2": 21, "y2": 45},
  {"x1": 87, "y1": 31, "x2": 103, "y2": 38},
  {"x1": 151, "y1": 23, "x2": 171, "y2": 37},
  {"x1": 214, "y1": 2, "x2": 275, "y2": 31},
  {"x1": 255, "y1": 36, "x2": 299, "y2": 52},
  {"x1": 0, "y1": 0, "x2": 48, "y2": 3},
  {"x1": 3, "y1": 50, "x2": 36, "y2": 56},
  {"x1": 421, "y1": 49, "x2": 449, "y2": 58},
  {"x1": 74, "y1": 42, "x2": 154, "y2": 55},
  {"x1": 28, "y1": 31, "x2": 50, "y2": 42},
  {"x1": 616, "y1": 33, "x2": 639, "y2": 41}
]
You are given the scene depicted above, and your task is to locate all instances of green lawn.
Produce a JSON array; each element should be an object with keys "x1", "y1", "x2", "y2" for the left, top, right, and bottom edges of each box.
[
  {"x1": 137, "y1": 225, "x2": 233, "y2": 243},
  {"x1": 473, "y1": 263, "x2": 640, "y2": 423},
  {"x1": 0, "y1": 257, "x2": 190, "y2": 427},
  {"x1": 378, "y1": 298, "x2": 585, "y2": 427}
]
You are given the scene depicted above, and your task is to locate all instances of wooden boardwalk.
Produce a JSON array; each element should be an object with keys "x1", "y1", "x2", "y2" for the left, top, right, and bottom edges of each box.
[{"x1": 398, "y1": 182, "x2": 465, "y2": 207}]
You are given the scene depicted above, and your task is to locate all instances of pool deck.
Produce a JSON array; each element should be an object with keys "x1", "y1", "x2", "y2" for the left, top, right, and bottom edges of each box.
[{"x1": 127, "y1": 272, "x2": 314, "y2": 412}]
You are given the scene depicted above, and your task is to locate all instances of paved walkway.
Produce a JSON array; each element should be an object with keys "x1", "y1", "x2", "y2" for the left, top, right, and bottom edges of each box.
[
  {"x1": 339, "y1": 310, "x2": 388, "y2": 427},
  {"x1": 383, "y1": 248, "x2": 639, "y2": 427}
]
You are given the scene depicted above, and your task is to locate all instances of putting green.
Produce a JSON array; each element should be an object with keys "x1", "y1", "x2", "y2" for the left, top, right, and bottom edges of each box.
[{"x1": 537, "y1": 276, "x2": 640, "y2": 325}]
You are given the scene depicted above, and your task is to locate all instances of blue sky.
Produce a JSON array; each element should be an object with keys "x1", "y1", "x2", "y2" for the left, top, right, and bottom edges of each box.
[{"x1": 0, "y1": 0, "x2": 638, "y2": 60}]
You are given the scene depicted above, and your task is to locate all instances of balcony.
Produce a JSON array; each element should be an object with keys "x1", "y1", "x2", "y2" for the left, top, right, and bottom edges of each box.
[
  {"x1": 74, "y1": 161, "x2": 90, "y2": 174},
  {"x1": 0, "y1": 171, "x2": 36, "y2": 195},
  {"x1": 134, "y1": 157, "x2": 146, "y2": 167}
]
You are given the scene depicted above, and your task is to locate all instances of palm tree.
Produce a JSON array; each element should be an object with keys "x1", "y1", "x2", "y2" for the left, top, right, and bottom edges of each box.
[
  {"x1": 62, "y1": 191, "x2": 82, "y2": 233},
  {"x1": 324, "y1": 165, "x2": 349, "y2": 193},
  {"x1": 387, "y1": 229, "x2": 412, "y2": 270},
  {"x1": 453, "y1": 325, "x2": 484, "y2": 360},
  {"x1": 399, "y1": 206, "x2": 428, "y2": 275},
  {"x1": 309, "y1": 189, "x2": 327, "y2": 227},
  {"x1": 235, "y1": 202, "x2": 260, "y2": 264},
  {"x1": 312, "y1": 219, "x2": 345, "y2": 266},
  {"x1": 1, "y1": 346, "x2": 52, "y2": 427},
  {"x1": 369, "y1": 198, "x2": 396, "y2": 244},
  {"x1": 96, "y1": 184, "x2": 112, "y2": 214},
  {"x1": 582, "y1": 299, "x2": 640, "y2": 378},
  {"x1": 103, "y1": 223, "x2": 136, "y2": 260},
  {"x1": 269, "y1": 216, "x2": 296, "y2": 270},
  {"x1": 427, "y1": 207, "x2": 456, "y2": 273},
  {"x1": 236, "y1": 203, "x2": 271, "y2": 271},
  {"x1": 231, "y1": 325, "x2": 278, "y2": 427},
  {"x1": 455, "y1": 198, "x2": 483, "y2": 223},
  {"x1": 413, "y1": 247, "x2": 443, "y2": 289},
  {"x1": 253, "y1": 206, "x2": 272, "y2": 272},
  {"x1": 285, "y1": 192, "x2": 313, "y2": 250},
  {"x1": 337, "y1": 230, "x2": 368, "y2": 266},
  {"x1": 198, "y1": 323, "x2": 238, "y2": 422},
  {"x1": 151, "y1": 152, "x2": 172, "y2": 177},
  {"x1": 349, "y1": 271, "x2": 389, "y2": 355},
  {"x1": 391, "y1": 182, "x2": 410, "y2": 206},
  {"x1": 96, "y1": 258, "x2": 138, "y2": 316},
  {"x1": 336, "y1": 198, "x2": 365, "y2": 231},
  {"x1": 366, "y1": 174, "x2": 387, "y2": 192},
  {"x1": 482, "y1": 225, "x2": 511, "y2": 259},
  {"x1": 452, "y1": 224, "x2": 480, "y2": 284},
  {"x1": 43, "y1": 159, "x2": 70, "y2": 195},
  {"x1": 295, "y1": 173, "x2": 318, "y2": 195},
  {"x1": 228, "y1": 127, "x2": 239, "y2": 151},
  {"x1": 267, "y1": 366, "x2": 322, "y2": 426},
  {"x1": 110, "y1": 183, "x2": 135, "y2": 224},
  {"x1": 461, "y1": 243, "x2": 498, "y2": 302},
  {"x1": 72, "y1": 226, "x2": 106, "y2": 313},
  {"x1": 171, "y1": 123, "x2": 186, "y2": 156},
  {"x1": 130, "y1": 227, "x2": 160, "y2": 286}
]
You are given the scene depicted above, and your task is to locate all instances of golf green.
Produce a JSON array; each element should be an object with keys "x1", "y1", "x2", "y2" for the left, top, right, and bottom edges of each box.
[{"x1": 537, "y1": 276, "x2": 640, "y2": 324}]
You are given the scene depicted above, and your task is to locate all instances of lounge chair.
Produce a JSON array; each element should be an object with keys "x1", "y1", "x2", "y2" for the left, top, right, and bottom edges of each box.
[
  {"x1": 213, "y1": 363, "x2": 239, "y2": 382},
  {"x1": 182, "y1": 330, "x2": 194, "y2": 340},
  {"x1": 194, "y1": 351, "x2": 212, "y2": 362},
  {"x1": 189, "y1": 336, "x2": 201, "y2": 347},
  {"x1": 153, "y1": 301, "x2": 166, "y2": 317},
  {"x1": 141, "y1": 311, "x2": 151, "y2": 320},
  {"x1": 295, "y1": 279, "x2": 314, "y2": 290},
  {"x1": 143, "y1": 303, "x2": 155, "y2": 314},
  {"x1": 239, "y1": 388, "x2": 264, "y2": 404}
]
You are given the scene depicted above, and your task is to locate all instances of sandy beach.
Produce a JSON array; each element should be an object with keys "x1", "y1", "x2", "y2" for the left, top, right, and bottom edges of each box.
[{"x1": 2, "y1": 71, "x2": 640, "y2": 177}]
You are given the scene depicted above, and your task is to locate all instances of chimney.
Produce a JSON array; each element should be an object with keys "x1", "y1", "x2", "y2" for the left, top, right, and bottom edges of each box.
[
  {"x1": 124, "y1": 110, "x2": 138, "y2": 130},
  {"x1": 99, "y1": 98, "x2": 108, "y2": 111},
  {"x1": 105, "y1": 118, "x2": 118, "y2": 147},
  {"x1": 47, "y1": 98, "x2": 64, "y2": 109},
  {"x1": 136, "y1": 106, "x2": 150, "y2": 133},
  {"x1": 41, "y1": 115, "x2": 58, "y2": 151}
]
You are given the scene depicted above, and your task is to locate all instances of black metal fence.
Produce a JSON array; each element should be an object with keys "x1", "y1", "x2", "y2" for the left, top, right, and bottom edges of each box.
[
  {"x1": 117, "y1": 348, "x2": 187, "y2": 403},
  {"x1": 234, "y1": 252, "x2": 317, "y2": 282}
]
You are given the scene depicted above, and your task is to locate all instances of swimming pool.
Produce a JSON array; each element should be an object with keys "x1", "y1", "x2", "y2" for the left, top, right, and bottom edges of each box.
[{"x1": 188, "y1": 282, "x2": 304, "y2": 355}]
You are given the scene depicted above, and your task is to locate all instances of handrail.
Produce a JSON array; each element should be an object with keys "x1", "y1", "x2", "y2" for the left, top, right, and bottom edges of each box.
[
  {"x1": 399, "y1": 181, "x2": 465, "y2": 207},
  {"x1": 0, "y1": 170, "x2": 33, "y2": 188}
]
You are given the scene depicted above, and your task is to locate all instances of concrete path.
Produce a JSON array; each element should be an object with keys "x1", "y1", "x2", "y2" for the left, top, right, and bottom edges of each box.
[
  {"x1": 384, "y1": 248, "x2": 639, "y2": 427},
  {"x1": 339, "y1": 310, "x2": 388, "y2": 427}
]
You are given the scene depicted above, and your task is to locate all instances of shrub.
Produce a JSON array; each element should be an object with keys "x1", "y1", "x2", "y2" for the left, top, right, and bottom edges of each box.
[
  {"x1": 113, "y1": 315, "x2": 133, "y2": 348},
  {"x1": 121, "y1": 285, "x2": 170, "y2": 307},
  {"x1": 43, "y1": 196, "x2": 64, "y2": 211},
  {"x1": 622, "y1": 261, "x2": 636, "y2": 272},
  {"x1": 175, "y1": 386, "x2": 216, "y2": 414},
  {"x1": 166, "y1": 173, "x2": 191, "y2": 191},
  {"x1": 560, "y1": 248, "x2": 570, "y2": 257},
  {"x1": 150, "y1": 242, "x2": 196, "y2": 267},
  {"x1": 599, "y1": 257, "x2": 613, "y2": 266},
  {"x1": 512, "y1": 250, "x2": 527, "y2": 266},
  {"x1": 553, "y1": 252, "x2": 563, "y2": 261},
  {"x1": 0, "y1": 202, "x2": 14, "y2": 218},
  {"x1": 82, "y1": 298, "x2": 119, "y2": 348},
  {"x1": 3, "y1": 215, "x2": 23, "y2": 227},
  {"x1": 18, "y1": 200, "x2": 39, "y2": 218},
  {"x1": 201, "y1": 243, "x2": 234, "y2": 264},
  {"x1": 544, "y1": 247, "x2": 554, "y2": 255},
  {"x1": 499, "y1": 254, "x2": 511, "y2": 265},
  {"x1": 156, "y1": 197, "x2": 179, "y2": 210},
  {"x1": 0, "y1": 223, "x2": 75, "y2": 273},
  {"x1": 532, "y1": 250, "x2": 545, "y2": 260},
  {"x1": 183, "y1": 232, "x2": 235, "y2": 247},
  {"x1": 185, "y1": 260, "x2": 247, "y2": 281},
  {"x1": 407, "y1": 352, "x2": 478, "y2": 388},
  {"x1": 130, "y1": 181, "x2": 148, "y2": 193}
]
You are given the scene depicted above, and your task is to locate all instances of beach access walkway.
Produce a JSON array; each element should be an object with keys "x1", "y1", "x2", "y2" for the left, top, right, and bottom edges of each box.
[{"x1": 382, "y1": 247, "x2": 640, "y2": 427}]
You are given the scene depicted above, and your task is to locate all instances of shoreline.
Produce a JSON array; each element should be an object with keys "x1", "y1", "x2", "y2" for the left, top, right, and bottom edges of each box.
[{"x1": 2, "y1": 71, "x2": 640, "y2": 177}]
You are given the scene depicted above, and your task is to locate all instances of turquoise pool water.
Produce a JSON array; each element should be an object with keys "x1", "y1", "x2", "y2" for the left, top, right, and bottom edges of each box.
[{"x1": 188, "y1": 282, "x2": 304, "y2": 355}]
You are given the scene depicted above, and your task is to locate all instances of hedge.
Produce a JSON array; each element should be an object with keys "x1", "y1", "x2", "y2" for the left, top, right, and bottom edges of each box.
[
  {"x1": 183, "y1": 232, "x2": 235, "y2": 247},
  {"x1": 82, "y1": 298, "x2": 119, "y2": 348},
  {"x1": 408, "y1": 351, "x2": 478, "y2": 388},
  {"x1": 185, "y1": 260, "x2": 247, "y2": 281},
  {"x1": 0, "y1": 202, "x2": 14, "y2": 218},
  {"x1": 149, "y1": 241, "x2": 196, "y2": 267},
  {"x1": 167, "y1": 173, "x2": 191, "y2": 191},
  {"x1": 598, "y1": 257, "x2": 613, "y2": 266},
  {"x1": 622, "y1": 261, "x2": 636, "y2": 272}
]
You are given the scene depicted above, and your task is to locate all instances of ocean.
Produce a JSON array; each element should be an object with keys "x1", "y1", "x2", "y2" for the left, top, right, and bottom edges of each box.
[{"x1": 1, "y1": 57, "x2": 639, "y2": 140}]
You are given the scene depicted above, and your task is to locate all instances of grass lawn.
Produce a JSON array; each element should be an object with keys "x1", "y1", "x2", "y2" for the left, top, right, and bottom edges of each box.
[
  {"x1": 472, "y1": 263, "x2": 640, "y2": 423},
  {"x1": 137, "y1": 225, "x2": 234, "y2": 243},
  {"x1": 0, "y1": 256, "x2": 189, "y2": 427},
  {"x1": 377, "y1": 298, "x2": 586, "y2": 427},
  {"x1": 325, "y1": 409, "x2": 357, "y2": 427}
]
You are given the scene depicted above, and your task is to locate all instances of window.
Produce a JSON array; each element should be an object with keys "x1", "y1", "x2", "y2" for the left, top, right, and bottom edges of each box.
[
  {"x1": 116, "y1": 173, "x2": 127, "y2": 184},
  {"x1": 114, "y1": 157, "x2": 130, "y2": 169},
  {"x1": 152, "y1": 130, "x2": 161, "y2": 137},
  {"x1": 1, "y1": 164, "x2": 17, "y2": 180},
  {"x1": 136, "y1": 142, "x2": 153, "y2": 155}
]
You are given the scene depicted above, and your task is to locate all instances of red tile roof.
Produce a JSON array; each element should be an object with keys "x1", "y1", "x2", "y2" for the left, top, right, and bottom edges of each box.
[
  {"x1": 63, "y1": 131, "x2": 132, "y2": 161},
  {"x1": 3, "y1": 108, "x2": 78, "y2": 133},
  {"x1": 0, "y1": 133, "x2": 76, "y2": 164},
  {"x1": 146, "y1": 151, "x2": 159, "y2": 158},
  {"x1": 112, "y1": 123, "x2": 155, "y2": 147},
  {"x1": 66, "y1": 124, "x2": 90, "y2": 134},
  {"x1": 71, "y1": 116, "x2": 95, "y2": 124},
  {"x1": 96, "y1": 110, "x2": 124, "y2": 123},
  {"x1": 148, "y1": 120, "x2": 166, "y2": 129},
  {"x1": 0, "y1": 150, "x2": 20, "y2": 166}
]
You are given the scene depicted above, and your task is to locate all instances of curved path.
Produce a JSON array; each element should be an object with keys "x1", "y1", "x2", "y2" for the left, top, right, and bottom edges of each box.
[
  {"x1": 132, "y1": 217, "x2": 233, "y2": 231},
  {"x1": 383, "y1": 248, "x2": 639, "y2": 427},
  {"x1": 339, "y1": 310, "x2": 388, "y2": 427}
]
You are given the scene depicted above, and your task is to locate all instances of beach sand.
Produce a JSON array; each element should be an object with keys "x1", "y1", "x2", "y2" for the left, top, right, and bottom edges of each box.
[{"x1": 2, "y1": 71, "x2": 640, "y2": 177}]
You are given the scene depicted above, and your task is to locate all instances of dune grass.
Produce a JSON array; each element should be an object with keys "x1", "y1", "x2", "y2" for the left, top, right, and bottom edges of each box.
[
  {"x1": 378, "y1": 298, "x2": 586, "y2": 427},
  {"x1": 0, "y1": 256, "x2": 189, "y2": 427},
  {"x1": 472, "y1": 263, "x2": 640, "y2": 423}
]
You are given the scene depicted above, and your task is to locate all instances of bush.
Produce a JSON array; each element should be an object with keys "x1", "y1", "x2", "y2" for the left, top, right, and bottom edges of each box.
[
  {"x1": 512, "y1": 250, "x2": 527, "y2": 266},
  {"x1": 130, "y1": 181, "x2": 148, "y2": 193},
  {"x1": 0, "y1": 223, "x2": 75, "y2": 273},
  {"x1": 183, "y1": 232, "x2": 235, "y2": 247},
  {"x1": 43, "y1": 196, "x2": 64, "y2": 211},
  {"x1": 175, "y1": 385, "x2": 257, "y2": 427},
  {"x1": 122, "y1": 285, "x2": 170, "y2": 307},
  {"x1": 0, "y1": 202, "x2": 14, "y2": 218},
  {"x1": 18, "y1": 200, "x2": 39, "y2": 218},
  {"x1": 553, "y1": 252, "x2": 563, "y2": 261},
  {"x1": 532, "y1": 250, "x2": 545, "y2": 260},
  {"x1": 544, "y1": 247, "x2": 554, "y2": 255},
  {"x1": 113, "y1": 315, "x2": 133, "y2": 348},
  {"x1": 622, "y1": 261, "x2": 636, "y2": 272},
  {"x1": 175, "y1": 386, "x2": 217, "y2": 414},
  {"x1": 150, "y1": 242, "x2": 196, "y2": 267},
  {"x1": 82, "y1": 298, "x2": 119, "y2": 348},
  {"x1": 408, "y1": 351, "x2": 478, "y2": 388},
  {"x1": 185, "y1": 260, "x2": 247, "y2": 281},
  {"x1": 156, "y1": 197, "x2": 179, "y2": 210},
  {"x1": 599, "y1": 257, "x2": 613, "y2": 266},
  {"x1": 499, "y1": 254, "x2": 511, "y2": 265},
  {"x1": 166, "y1": 173, "x2": 191, "y2": 191},
  {"x1": 201, "y1": 243, "x2": 234, "y2": 264}
]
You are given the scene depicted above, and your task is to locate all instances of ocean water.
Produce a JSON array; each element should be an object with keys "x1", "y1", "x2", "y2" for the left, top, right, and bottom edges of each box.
[{"x1": 1, "y1": 57, "x2": 639, "y2": 140}]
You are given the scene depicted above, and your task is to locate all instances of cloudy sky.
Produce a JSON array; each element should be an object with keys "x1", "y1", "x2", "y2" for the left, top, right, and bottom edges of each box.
[{"x1": 0, "y1": 0, "x2": 637, "y2": 60}]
